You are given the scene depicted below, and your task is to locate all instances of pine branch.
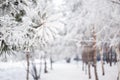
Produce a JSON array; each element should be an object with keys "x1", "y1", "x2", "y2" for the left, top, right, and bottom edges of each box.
[{"x1": 111, "y1": 1, "x2": 120, "y2": 5}]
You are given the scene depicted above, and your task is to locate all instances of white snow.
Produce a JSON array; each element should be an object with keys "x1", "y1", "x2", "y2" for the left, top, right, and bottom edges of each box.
[{"x1": 0, "y1": 61, "x2": 118, "y2": 80}]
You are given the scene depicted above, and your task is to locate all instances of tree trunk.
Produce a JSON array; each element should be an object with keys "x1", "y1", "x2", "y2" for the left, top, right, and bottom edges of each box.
[
  {"x1": 115, "y1": 46, "x2": 120, "y2": 80},
  {"x1": 26, "y1": 53, "x2": 30, "y2": 80},
  {"x1": 94, "y1": 63, "x2": 99, "y2": 80},
  {"x1": 44, "y1": 56, "x2": 48, "y2": 73},
  {"x1": 106, "y1": 52, "x2": 109, "y2": 63},
  {"x1": 50, "y1": 56, "x2": 53, "y2": 70},
  {"x1": 100, "y1": 49, "x2": 105, "y2": 75},
  {"x1": 117, "y1": 54, "x2": 120, "y2": 80},
  {"x1": 108, "y1": 47, "x2": 112, "y2": 66},
  {"x1": 93, "y1": 48, "x2": 98, "y2": 80},
  {"x1": 117, "y1": 62, "x2": 120, "y2": 80},
  {"x1": 100, "y1": 53, "x2": 105, "y2": 75},
  {"x1": 110, "y1": 51, "x2": 112, "y2": 66},
  {"x1": 93, "y1": 26, "x2": 99, "y2": 80},
  {"x1": 108, "y1": 53, "x2": 110, "y2": 64},
  {"x1": 88, "y1": 62, "x2": 91, "y2": 79},
  {"x1": 114, "y1": 52, "x2": 117, "y2": 64}
]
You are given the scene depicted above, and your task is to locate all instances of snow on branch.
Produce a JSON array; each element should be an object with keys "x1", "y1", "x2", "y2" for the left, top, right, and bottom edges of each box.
[{"x1": 111, "y1": 1, "x2": 120, "y2": 5}]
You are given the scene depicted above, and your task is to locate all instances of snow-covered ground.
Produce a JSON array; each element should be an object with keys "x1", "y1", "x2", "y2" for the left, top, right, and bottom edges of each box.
[{"x1": 0, "y1": 60, "x2": 118, "y2": 80}]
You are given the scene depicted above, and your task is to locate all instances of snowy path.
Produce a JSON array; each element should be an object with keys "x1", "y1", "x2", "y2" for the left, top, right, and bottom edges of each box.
[
  {"x1": 43, "y1": 62, "x2": 88, "y2": 80},
  {"x1": 43, "y1": 62, "x2": 118, "y2": 80},
  {"x1": 0, "y1": 61, "x2": 118, "y2": 80}
]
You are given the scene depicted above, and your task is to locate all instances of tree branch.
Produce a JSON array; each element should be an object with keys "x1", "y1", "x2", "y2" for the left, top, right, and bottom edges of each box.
[{"x1": 111, "y1": 1, "x2": 120, "y2": 5}]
